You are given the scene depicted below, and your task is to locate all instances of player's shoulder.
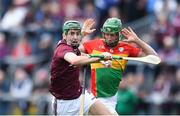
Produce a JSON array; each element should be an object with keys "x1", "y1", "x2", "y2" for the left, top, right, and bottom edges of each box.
[
  {"x1": 56, "y1": 40, "x2": 68, "y2": 47},
  {"x1": 56, "y1": 40, "x2": 72, "y2": 51}
]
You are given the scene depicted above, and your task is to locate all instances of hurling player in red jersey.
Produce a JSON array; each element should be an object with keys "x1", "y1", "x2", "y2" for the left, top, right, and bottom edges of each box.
[
  {"x1": 49, "y1": 20, "x2": 113, "y2": 115},
  {"x1": 79, "y1": 18, "x2": 159, "y2": 114}
]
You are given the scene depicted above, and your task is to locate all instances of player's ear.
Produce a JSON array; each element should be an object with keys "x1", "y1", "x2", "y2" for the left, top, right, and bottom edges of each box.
[
  {"x1": 62, "y1": 33, "x2": 66, "y2": 38},
  {"x1": 102, "y1": 32, "x2": 105, "y2": 38}
]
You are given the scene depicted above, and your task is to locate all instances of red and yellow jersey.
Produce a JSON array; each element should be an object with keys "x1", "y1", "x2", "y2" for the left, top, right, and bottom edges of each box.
[{"x1": 83, "y1": 39, "x2": 141, "y2": 97}]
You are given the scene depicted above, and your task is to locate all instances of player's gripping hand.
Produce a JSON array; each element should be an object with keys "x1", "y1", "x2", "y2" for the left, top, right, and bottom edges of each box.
[
  {"x1": 100, "y1": 60, "x2": 112, "y2": 68},
  {"x1": 101, "y1": 52, "x2": 112, "y2": 60}
]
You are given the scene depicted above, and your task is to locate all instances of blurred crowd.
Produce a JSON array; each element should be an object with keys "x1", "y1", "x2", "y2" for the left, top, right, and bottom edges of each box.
[{"x1": 0, "y1": 0, "x2": 180, "y2": 115}]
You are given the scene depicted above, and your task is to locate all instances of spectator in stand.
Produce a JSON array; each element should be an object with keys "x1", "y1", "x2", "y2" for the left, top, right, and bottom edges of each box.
[
  {"x1": 158, "y1": 35, "x2": 179, "y2": 63},
  {"x1": 33, "y1": 68, "x2": 50, "y2": 115},
  {"x1": 11, "y1": 33, "x2": 34, "y2": 72},
  {"x1": 34, "y1": 33, "x2": 53, "y2": 67},
  {"x1": 150, "y1": 14, "x2": 174, "y2": 49},
  {"x1": 11, "y1": 34, "x2": 32, "y2": 60},
  {"x1": 0, "y1": 0, "x2": 30, "y2": 30},
  {"x1": 10, "y1": 67, "x2": 33, "y2": 115},
  {"x1": 0, "y1": 69, "x2": 11, "y2": 115},
  {"x1": 116, "y1": 75, "x2": 138, "y2": 115},
  {"x1": 172, "y1": 5, "x2": 180, "y2": 38},
  {"x1": 170, "y1": 68, "x2": 180, "y2": 114},
  {"x1": 0, "y1": 32, "x2": 10, "y2": 71}
]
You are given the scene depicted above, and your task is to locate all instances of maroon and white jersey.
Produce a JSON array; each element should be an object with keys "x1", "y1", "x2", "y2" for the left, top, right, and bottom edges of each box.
[{"x1": 49, "y1": 40, "x2": 82, "y2": 100}]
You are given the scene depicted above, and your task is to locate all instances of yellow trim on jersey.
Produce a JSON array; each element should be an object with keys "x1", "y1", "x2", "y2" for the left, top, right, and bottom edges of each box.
[{"x1": 91, "y1": 50, "x2": 128, "y2": 70}]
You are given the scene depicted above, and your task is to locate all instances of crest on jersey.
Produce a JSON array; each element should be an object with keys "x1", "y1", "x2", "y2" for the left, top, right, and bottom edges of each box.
[
  {"x1": 110, "y1": 49, "x2": 113, "y2": 53},
  {"x1": 118, "y1": 47, "x2": 124, "y2": 52}
]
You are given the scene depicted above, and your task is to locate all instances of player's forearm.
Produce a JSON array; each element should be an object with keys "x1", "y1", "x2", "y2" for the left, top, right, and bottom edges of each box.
[
  {"x1": 135, "y1": 38, "x2": 158, "y2": 56},
  {"x1": 71, "y1": 56, "x2": 100, "y2": 66}
]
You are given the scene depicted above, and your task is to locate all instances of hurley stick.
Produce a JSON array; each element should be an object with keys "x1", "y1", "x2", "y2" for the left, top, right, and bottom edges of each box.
[
  {"x1": 79, "y1": 66, "x2": 86, "y2": 115},
  {"x1": 90, "y1": 54, "x2": 161, "y2": 65}
]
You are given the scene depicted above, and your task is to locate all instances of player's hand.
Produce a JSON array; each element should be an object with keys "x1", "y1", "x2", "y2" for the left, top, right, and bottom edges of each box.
[
  {"x1": 101, "y1": 52, "x2": 112, "y2": 60},
  {"x1": 81, "y1": 19, "x2": 96, "y2": 36},
  {"x1": 121, "y1": 27, "x2": 140, "y2": 43},
  {"x1": 100, "y1": 60, "x2": 112, "y2": 68}
]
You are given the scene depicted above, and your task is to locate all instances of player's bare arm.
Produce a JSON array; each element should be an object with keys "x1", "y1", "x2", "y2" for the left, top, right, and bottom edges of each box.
[{"x1": 64, "y1": 52, "x2": 100, "y2": 66}]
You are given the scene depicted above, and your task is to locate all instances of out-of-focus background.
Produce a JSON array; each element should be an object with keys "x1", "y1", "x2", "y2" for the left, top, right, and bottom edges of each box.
[{"x1": 0, "y1": 0, "x2": 179, "y2": 115}]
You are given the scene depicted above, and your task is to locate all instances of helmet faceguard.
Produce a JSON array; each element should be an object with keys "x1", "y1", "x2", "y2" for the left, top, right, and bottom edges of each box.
[{"x1": 63, "y1": 20, "x2": 81, "y2": 35}]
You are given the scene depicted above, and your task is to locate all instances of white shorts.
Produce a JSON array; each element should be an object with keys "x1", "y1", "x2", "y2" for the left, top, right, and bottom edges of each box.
[
  {"x1": 52, "y1": 90, "x2": 97, "y2": 115},
  {"x1": 97, "y1": 93, "x2": 118, "y2": 114}
]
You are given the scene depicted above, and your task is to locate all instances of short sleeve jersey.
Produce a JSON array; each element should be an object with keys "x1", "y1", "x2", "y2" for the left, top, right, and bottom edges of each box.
[
  {"x1": 83, "y1": 39, "x2": 141, "y2": 97},
  {"x1": 49, "y1": 40, "x2": 82, "y2": 100}
]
